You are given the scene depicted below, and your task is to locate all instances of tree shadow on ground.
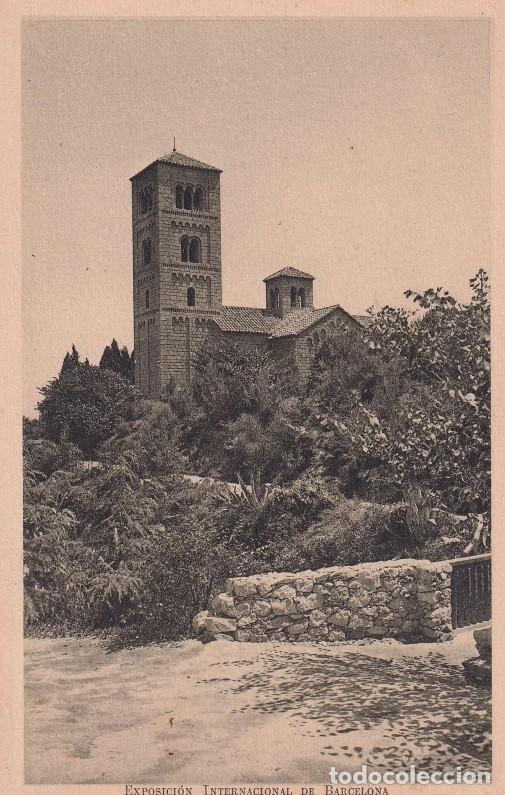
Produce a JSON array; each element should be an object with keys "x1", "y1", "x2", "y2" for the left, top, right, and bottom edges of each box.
[{"x1": 200, "y1": 648, "x2": 491, "y2": 771}]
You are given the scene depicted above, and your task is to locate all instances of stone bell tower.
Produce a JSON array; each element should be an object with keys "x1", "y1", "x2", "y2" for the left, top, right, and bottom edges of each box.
[{"x1": 131, "y1": 147, "x2": 222, "y2": 396}]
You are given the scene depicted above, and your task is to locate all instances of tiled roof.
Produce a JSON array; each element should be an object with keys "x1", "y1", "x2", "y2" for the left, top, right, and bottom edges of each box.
[
  {"x1": 268, "y1": 306, "x2": 341, "y2": 338},
  {"x1": 264, "y1": 267, "x2": 315, "y2": 282},
  {"x1": 214, "y1": 307, "x2": 278, "y2": 335},
  {"x1": 214, "y1": 304, "x2": 368, "y2": 339},
  {"x1": 157, "y1": 150, "x2": 221, "y2": 172},
  {"x1": 353, "y1": 314, "x2": 374, "y2": 328}
]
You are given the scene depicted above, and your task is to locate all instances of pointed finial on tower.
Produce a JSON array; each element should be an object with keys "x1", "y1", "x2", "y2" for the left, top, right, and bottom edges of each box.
[{"x1": 173, "y1": 136, "x2": 176, "y2": 152}]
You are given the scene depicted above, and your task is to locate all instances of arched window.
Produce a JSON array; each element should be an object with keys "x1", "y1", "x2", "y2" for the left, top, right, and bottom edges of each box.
[
  {"x1": 270, "y1": 289, "x2": 276, "y2": 309},
  {"x1": 290, "y1": 286, "x2": 297, "y2": 308},
  {"x1": 176, "y1": 185, "x2": 184, "y2": 209},
  {"x1": 193, "y1": 187, "x2": 203, "y2": 211},
  {"x1": 189, "y1": 237, "x2": 202, "y2": 263},
  {"x1": 320, "y1": 328, "x2": 326, "y2": 339},
  {"x1": 184, "y1": 186, "x2": 193, "y2": 210},
  {"x1": 145, "y1": 289, "x2": 150, "y2": 309},
  {"x1": 142, "y1": 237, "x2": 151, "y2": 266},
  {"x1": 146, "y1": 188, "x2": 153, "y2": 212},
  {"x1": 297, "y1": 288, "x2": 306, "y2": 308},
  {"x1": 181, "y1": 236, "x2": 190, "y2": 262},
  {"x1": 313, "y1": 331, "x2": 319, "y2": 346},
  {"x1": 187, "y1": 286, "x2": 196, "y2": 307},
  {"x1": 274, "y1": 288, "x2": 280, "y2": 309}
]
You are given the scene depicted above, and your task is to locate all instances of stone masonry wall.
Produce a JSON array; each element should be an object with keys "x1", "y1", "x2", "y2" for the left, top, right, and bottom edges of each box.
[{"x1": 193, "y1": 558, "x2": 453, "y2": 644}]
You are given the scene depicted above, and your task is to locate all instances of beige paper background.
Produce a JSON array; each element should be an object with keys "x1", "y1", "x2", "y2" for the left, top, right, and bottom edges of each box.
[{"x1": 1, "y1": 1, "x2": 504, "y2": 793}]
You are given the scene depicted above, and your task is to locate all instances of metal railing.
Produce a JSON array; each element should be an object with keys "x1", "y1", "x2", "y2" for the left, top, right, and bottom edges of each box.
[{"x1": 449, "y1": 553, "x2": 491, "y2": 629}]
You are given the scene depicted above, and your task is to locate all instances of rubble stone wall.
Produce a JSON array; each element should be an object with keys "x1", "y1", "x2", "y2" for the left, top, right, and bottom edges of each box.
[{"x1": 194, "y1": 559, "x2": 453, "y2": 644}]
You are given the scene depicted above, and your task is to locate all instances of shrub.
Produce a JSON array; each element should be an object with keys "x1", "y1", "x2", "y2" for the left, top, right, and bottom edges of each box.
[
  {"x1": 24, "y1": 438, "x2": 83, "y2": 478},
  {"x1": 97, "y1": 400, "x2": 187, "y2": 478},
  {"x1": 271, "y1": 496, "x2": 401, "y2": 572},
  {"x1": 37, "y1": 362, "x2": 137, "y2": 456},
  {"x1": 307, "y1": 271, "x2": 490, "y2": 518}
]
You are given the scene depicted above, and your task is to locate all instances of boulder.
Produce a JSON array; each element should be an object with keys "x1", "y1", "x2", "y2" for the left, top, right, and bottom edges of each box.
[
  {"x1": 253, "y1": 600, "x2": 272, "y2": 617},
  {"x1": 429, "y1": 605, "x2": 452, "y2": 623},
  {"x1": 233, "y1": 578, "x2": 257, "y2": 597},
  {"x1": 273, "y1": 584, "x2": 297, "y2": 600},
  {"x1": 271, "y1": 597, "x2": 296, "y2": 616},
  {"x1": 267, "y1": 615, "x2": 290, "y2": 629},
  {"x1": 328, "y1": 609, "x2": 350, "y2": 628},
  {"x1": 463, "y1": 657, "x2": 491, "y2": 686},
  {"x1": 309, "y1": 625, "x2": 329, "y2": 638},
  {"x1": 204, "y1": 616, "x2": 237, "y2": 634},
  {"x1": 295, "y1": 578, "x2": 314, "y2": 594},
  {"x1": 309, "y1": 609, "x2": 327, "y2": 628},
  {"x1": 327, "y1": 629, "x2": 346, "y2": 642},
  {"x1": 348, "y1": 613, "x2": 372, "y2": 630},
  {"x1": 354, "y1": 571, "x2": 381, "y2": 590},
  {"x1": 371, "y1": 589, "x2": 391, "y2": 606},
  {"x1": 296, "y1": 593, "x2": 323, "y2": 612},
  {"x1": 366, "y1": 625, "x2": 388, "y2": 637},
  {"x1": 237, "y1": 614, "x2": 255, "y2": 627},
  {"x1": 200, "y1": 630, "x2": 217, "y2": 644},
  {"x1": 288, "y1": 620, "x2": 309, "y2": 636},
  {"x1": 213, "y1": 632, "x2": 235, "y2": 642},
  {"x1": 328, "y1": 584, "x2": 349, "y2": 605},
  {"x1": 192, "y1": 610, "x2": 209, "y2": 634},
  {"x1": 256, "y1": 572, "x2": 296, "y2": 596},
  {"x1": 210, "y1": 593, "x2": 237, "y2": 617},
  {"x1": 474, "y1": 627, "x2": 491, "y2": 661},
  {"x1": 347, "y1": 588, "x2": 372, "y2": 609}
]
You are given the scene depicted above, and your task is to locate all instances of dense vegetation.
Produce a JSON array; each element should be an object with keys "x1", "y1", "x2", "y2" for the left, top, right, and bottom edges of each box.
[{"x1": 24, "y1": 273, "x2": 490, "y2": 643}]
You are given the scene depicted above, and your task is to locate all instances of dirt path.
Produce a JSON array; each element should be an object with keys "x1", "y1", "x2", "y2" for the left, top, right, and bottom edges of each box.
[{"x1": 24, "y1": 632, "x2": 491, "y2": 785}]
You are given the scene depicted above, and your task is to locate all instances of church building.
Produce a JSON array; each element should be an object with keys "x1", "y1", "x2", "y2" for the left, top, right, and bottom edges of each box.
[{"x1": 131, "y1": 148, "x2": 369, "y2": 398}]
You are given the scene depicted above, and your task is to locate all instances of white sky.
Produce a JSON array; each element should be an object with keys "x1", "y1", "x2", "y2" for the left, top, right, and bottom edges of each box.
[{"x1": 22, "y1": 18, "x2": 490, "y2": 416}]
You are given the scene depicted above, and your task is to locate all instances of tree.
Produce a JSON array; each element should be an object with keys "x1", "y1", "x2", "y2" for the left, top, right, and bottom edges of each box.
[
  {"x1": 162, "y1": 338, "x2": 298, "y2": 479},
  {"x1": 100, "y1": 339, "x2": 134, "y2": 383},
  {"x1": 310, "y1": 270, "x2": 490, "y2": 517},
  {"x1": 99, "y1": 338, "x2": 121, "y2": 372},
  {"x1": 60, "y1": 344, "x2": 80, "y2": 375},
  {"x1": 98, "y1": 400, "x2": 187, "y2": 478},
  {"x1": 191, "y1": 338, "x2": 284, "y2": 426},
  {"x1": 119, "y1": 345, "x2": 134, "y2": 383},
  {"x1": 23, "y1": 416, "x2": 46, "y2": 440},
  {"x1": 37, "y1": 361, "x2": 137, "y2": 456}
]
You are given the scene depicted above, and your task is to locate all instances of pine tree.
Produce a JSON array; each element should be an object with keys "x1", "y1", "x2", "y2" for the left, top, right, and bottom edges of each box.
[
  {"x1": 119, "y1": 346, "x2": 134, "y2": 383},
  {"x1": 100, "y1": 340, "x2": 134, "y2": 383},
  {"x1": 110, "y1": 338, "x2": 121, "y2": 369},
  {"x1": 99, "y1": 345, "x2": 113, "y2": 371},
  {"x1": 100, "y1": 338, "x2": 122, "y2": 373},
  {"x1": 60, "y1": 344, "x2": 80, "y2": 375}
]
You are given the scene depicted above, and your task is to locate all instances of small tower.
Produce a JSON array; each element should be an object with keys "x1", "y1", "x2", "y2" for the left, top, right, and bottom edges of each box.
[
  {"x1": 131, "y1": 148, "x2": 222, "y2": 396},
  {"x1": 264, "y1": 267, "x2": 315, "y2": 318}
]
